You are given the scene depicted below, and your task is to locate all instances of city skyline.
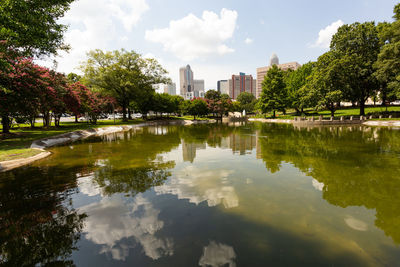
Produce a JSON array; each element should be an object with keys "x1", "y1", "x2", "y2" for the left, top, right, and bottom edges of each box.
[{"x1": 37, "y1": 0, "x2": 399, "y2": 94}]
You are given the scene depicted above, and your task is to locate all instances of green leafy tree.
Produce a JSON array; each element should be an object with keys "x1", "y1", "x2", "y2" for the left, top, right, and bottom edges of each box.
[
  {"x1": 304, "y1": 52, "x2": 348, "y2": 116},
  {"x1": 80, "y1": 49, "x2": 169, "y2": 121},
  {"x1": 236, "y1": 92, "x2": 257, "y2": 113},
  {"x1": 0, "y1": 0, "x2": 73, "y2": 58},
  {"x1": 187, "y1": 98, "x2": 209, "y2": 120},
  {"x1": 374, "y1": 4, "x2": 400, "y2": 103},
  {"x1": 205, "y1": 90, "x2": 221, "y2": 101},
  {"x1": 259, "y1": 65, "x2": 288, "y2": 118},
  {"x1": 285, "y1": 62, "x2": 314, "y2": 115},
  {"x1": 330, "y1": 22, "x2": 380, "y2": 115}
]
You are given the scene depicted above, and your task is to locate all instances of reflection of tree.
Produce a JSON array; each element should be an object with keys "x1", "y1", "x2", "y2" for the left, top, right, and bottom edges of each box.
[
  {"x1": 256, "y1": 123, "x2": 400, "y2": 243},
  {"x1": 94, "y1": 165, "x2": 174, "y2": 196},
  {"x1": 0, "y1": 167, "x2": 87, "y2": 266}
]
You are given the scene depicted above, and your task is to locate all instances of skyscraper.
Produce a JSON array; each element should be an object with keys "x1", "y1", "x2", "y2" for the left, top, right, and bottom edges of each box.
[
  {"x1": 179, "y1": 65, "x2": 194, "y2": 98},
  {"x1": 256, "y1": 54, "x2": 300, "y2": 98},
  {"x1": 164, "y1": 83, "x2": 176, "y2": 95},
  {"x1": 228, "y1": 73, "x2": 256, "y2": 100}
]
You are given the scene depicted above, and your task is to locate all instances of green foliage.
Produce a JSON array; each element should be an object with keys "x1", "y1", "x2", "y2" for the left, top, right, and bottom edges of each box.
[
  {"x1": 0, "y1": 0, "x2": 73, "y2": 57},
  {"x1": 374, "y1": 5, "x2": 400, "y2": 101},
  {"x1": 80, "y1": 49, "x2": 169, "y2": 121},
  {"x1": 284, "y1": 62, "x2": 314, "y2": 114},
  {"x1": 304, "y1": 52, "x2": 347, "y2": 116},
  {"x1": 236, "y1": 92, "x2": 257, "y2": 113},
  {"x1": 186, "y1": 99, "x2": 209, "y2": 120},
  {"x1": 331, "y1": 21, "x2": 380, "y2": 115},
  {"x1": 204, "y1": 90, "x2": 221, "y2": 101},
  {"x1": 259, "y1": 65, "x2": 288, "y2": 118}
]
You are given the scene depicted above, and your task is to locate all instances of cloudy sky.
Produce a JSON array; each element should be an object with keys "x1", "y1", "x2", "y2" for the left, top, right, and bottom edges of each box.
[{"x1": 42, "y1": 0, "x2": 398, "y2": 93}]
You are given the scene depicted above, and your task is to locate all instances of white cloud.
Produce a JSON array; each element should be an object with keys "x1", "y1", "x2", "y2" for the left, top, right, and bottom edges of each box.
[
  {"x1": 244, "y1": 38, "x2": 253, "y2": 44},
  {"x1": 145, "y1": 8, "x2": 238, "y2": 60},
  {"x1": 37, "y1": 0, "x2": 149, "y2": 73},
  {"x1": 80, "y1": 195, "x2": 173, "y2": 260},
  {"x1": 198, "y1": 241, "x2": 236, "y2": 267},
  {"x1": 154, "y1": 166, "x2": 239, "y2": 209},
  {"x1": 312, "y1": 20, "x2": 344, "y2": 49}
]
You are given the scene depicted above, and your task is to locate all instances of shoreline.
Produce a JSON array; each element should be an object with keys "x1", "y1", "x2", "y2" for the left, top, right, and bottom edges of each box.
[
  {"x1": 249, "y1": 118, "x2": 400, "y2": 127},
  {"x1": 2, "y1": 118, "x2": 399, "y2": 172},
  {"x1": 0, "y1": 119, "x2": 213, "y2": 172}
]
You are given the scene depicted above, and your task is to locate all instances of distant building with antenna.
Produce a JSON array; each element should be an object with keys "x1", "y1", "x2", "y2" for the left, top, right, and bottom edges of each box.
[{"x1": 256, "y1": 53, "x2": 301, "y2": 98}]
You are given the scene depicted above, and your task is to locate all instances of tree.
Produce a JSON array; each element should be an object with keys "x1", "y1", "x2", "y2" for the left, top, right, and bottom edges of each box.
[
  {"x1": 374, "y1": 4, "x2": 400, "y2": 103},
  {"x1": 236, "y1": 92, "x2": 257, "y2": 113},
  {"x1": 259, "y1": 65, "x2": 288, "y2": 118},
  {"x1": 0, "y1": 0, "x2": 73, "y2": 56},
  {"x1": 81, "y1": 49, "x2": 169, "y2": 121},
  {"x1": 204, "y1": 90, "x2": 221, "y2": 101},
  {"x1": 304, "y1": 52, "x2": 348, "y2": 116},
  {"x1": 187, "y1": 98, "x2": 209, "y2": 120},
  {"x1": 330, "y1": 22, "x2": 380, "y2": 115},
  {"x1": 285, "y1": 62, "x2": 314, "y2": 114}
]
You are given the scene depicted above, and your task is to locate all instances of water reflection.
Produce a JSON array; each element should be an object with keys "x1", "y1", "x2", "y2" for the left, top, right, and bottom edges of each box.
[
  {"x1": 1, "y1": 123, "x2": 400, "y2": 266},
  {"x1": 256, "y1": 123, "x2": 400, "y2": 244},
  {"x1": 198, "y1": 241, "x2": 236, "y2": 267},
  {"x1": 0, "y1": 167, "x2": 86, "y2": 266},
  {"x1": 155, "y1": 166, "x2": 238, "y2": 208},
  {"x1": 80, "y1": 194, "x2": 173, "y2": 261}
]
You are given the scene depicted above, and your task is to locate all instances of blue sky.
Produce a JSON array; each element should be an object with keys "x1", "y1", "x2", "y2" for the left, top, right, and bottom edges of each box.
[{"x1": 42, "y1": 0, "x2": 399, "y2": 93}]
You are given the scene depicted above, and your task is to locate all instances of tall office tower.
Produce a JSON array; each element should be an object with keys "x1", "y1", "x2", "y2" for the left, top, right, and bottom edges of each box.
[
  {"x1": 164, "y1": 83, "x2": 176, "y2": 95},
  {"x1": 194, "y1": 79, "x2": 205, "y2": 92},
  {"x1": 217, "y1": 80, "x2": 229, "y2": 94},
  {"x1": 256, "y1": 53, "x2": 301, "y2": 98},
  {"x1": 228, "y1": 72, "x2": 256, "y2": 100},
  {"x1": 179, "y1": 65, "x2": 194, "y2": 97}
]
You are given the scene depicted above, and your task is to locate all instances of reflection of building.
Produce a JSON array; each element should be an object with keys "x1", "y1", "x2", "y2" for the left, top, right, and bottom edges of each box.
[
  {"x1": 229, "y1": 133, "x2": 256, "y2": 155},
  {"x1": 256, "y1": 54, "x2": 301, "y2": 98},
  {"x1": 180, "y1": 65, "x2": 194, "y2": 98},
  {"x1": 164, "y1": 83, "x2": 176, "y2": 95},
  {"x1": 228, "y1": 73, "x2": 256, "y2": 100},
  {"x1": 217, "y1": 80, "x2": 229, "y2": 95},
  {"x1": 182, "y1": 140, "x2": 206, "y2": 163}
]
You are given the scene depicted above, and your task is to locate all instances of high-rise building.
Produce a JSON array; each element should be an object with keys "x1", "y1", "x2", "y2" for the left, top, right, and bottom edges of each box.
[
  {"x1": 194, "y1": 79, "x2": 205, "y2": 92},
  {"x1": 179, "y1": 65, "x2": 194, "y2": 97},
  {"x1": 217, "y1": 80, "x2": 229, "y2": 95},
  {"x1": 163, "y1": 83, "x2": 176, "y2": 95},
  {"x1": 256, "y1": 54, "x2": 301, "y2": 98},
  {"x1": 228, "y1": 73, "x2": 256, "y2": 100}
]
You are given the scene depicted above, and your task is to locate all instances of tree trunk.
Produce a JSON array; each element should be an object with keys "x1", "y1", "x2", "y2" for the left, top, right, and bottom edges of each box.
[
  {"x1": 273, "y1": 110, "x2": 276, "y2": 118},
  {"x1": 122, "y1": 102, "x2": 127, "y2": 121},
  {"x1": 30, "y1": 116, "x2": 35, "y2": 129},
  {"x1": 75, "y1": 114, "x2": 78, "y2": 123},
  {"x1": 359, "y1": 100, "x2": 365, "y2": 116},
  {"x1": 1, "y1": 115, "x2": 10, "y2": 133},
  {"x1": 128, "y1": 108, "x2": 132, "y2": 120}
]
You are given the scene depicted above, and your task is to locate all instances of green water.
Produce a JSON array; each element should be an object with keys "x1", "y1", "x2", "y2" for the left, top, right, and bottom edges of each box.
[{"x1": 1, "y1": 123, "x2": 400, "y2": 266}]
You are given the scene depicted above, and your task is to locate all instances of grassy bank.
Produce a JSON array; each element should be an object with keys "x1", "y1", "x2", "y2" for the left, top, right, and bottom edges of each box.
[{"x1": 256, "y1": 106, "x2": 400, "y2": 119}]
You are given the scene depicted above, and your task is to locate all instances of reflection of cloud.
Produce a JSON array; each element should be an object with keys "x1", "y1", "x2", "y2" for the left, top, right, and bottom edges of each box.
[
  {"x1": 344, "y1": 216, "x2": 368, "y2": 231},
  {"x1": 199, "y1": 241, "x2": 236, "y2": 267},
  {"x1": 154, "y1": 166, "x2": 238, "y2": 208},
  {"x1": 79, "y1": 195, "x2": 173, "y2": 261},
  {"x1": 78, "y1": 174, "x2": 103, "y2": 197},
  {"x1": 312, "y1": 179, "x2": 324, "y2": 191}
]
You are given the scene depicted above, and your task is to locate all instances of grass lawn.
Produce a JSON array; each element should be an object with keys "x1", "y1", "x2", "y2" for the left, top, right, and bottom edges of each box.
[{"x1": 257, "y1": 106, "x2": 400, "y2": 119}]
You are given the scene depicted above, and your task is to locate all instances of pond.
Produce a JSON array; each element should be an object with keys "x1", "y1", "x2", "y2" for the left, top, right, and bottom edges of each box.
[{"x1": 1, "y1": 122, "x2": 400, "y2": 266}]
